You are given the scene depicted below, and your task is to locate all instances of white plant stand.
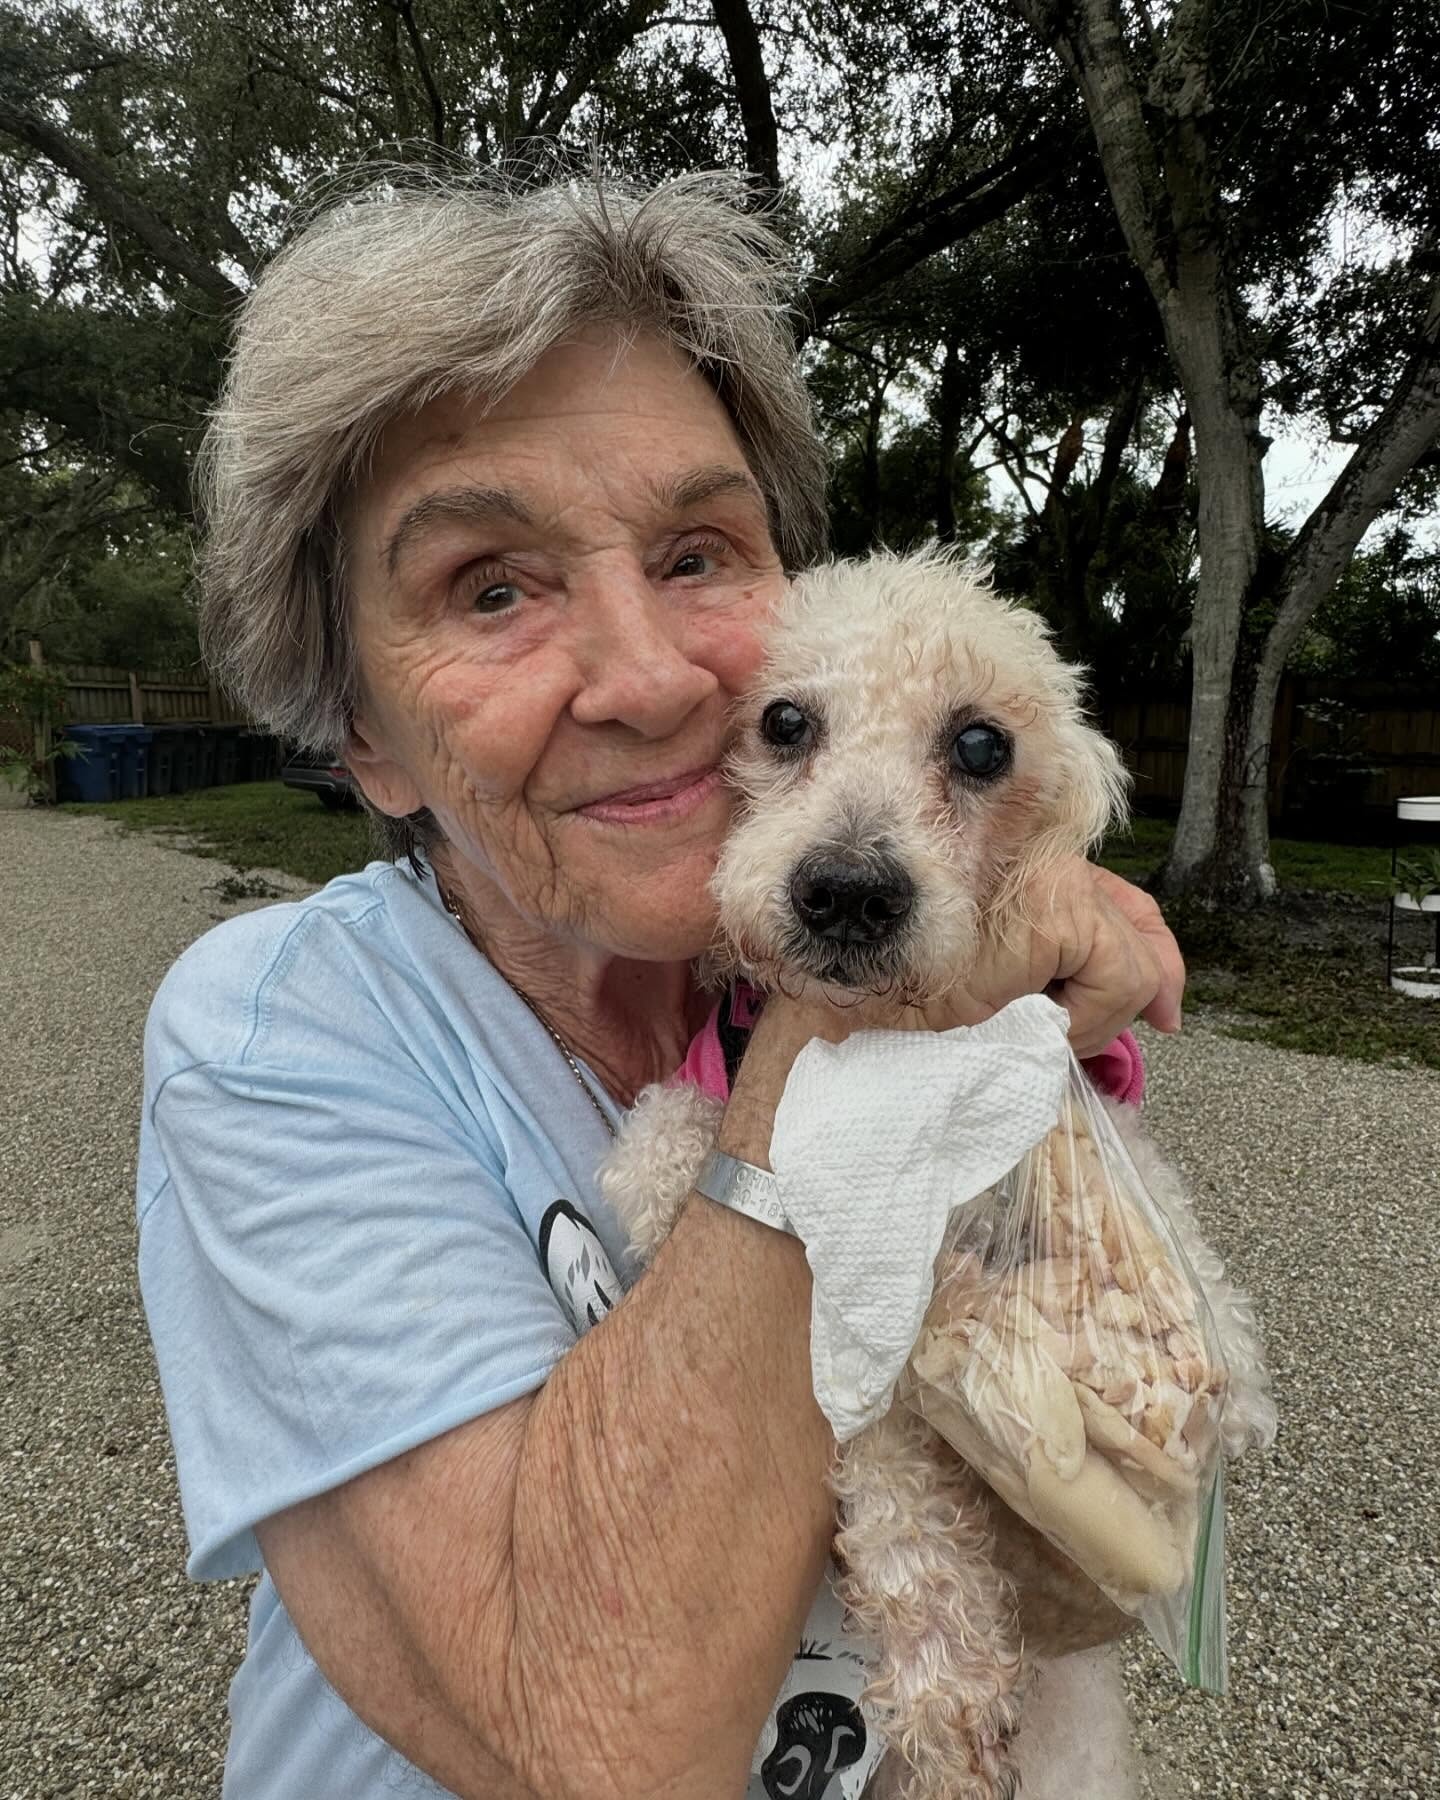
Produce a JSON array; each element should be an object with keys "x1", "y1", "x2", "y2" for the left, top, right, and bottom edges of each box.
[{"x1": 1387, "y1": 796, "x2": 1440, "y2": 999}]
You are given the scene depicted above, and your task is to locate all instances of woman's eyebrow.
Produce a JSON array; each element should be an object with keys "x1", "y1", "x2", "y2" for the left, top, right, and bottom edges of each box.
[
  {"x1": 652, "y1": 465, "x2": 766, "y2": 515},
  {"x1": 382, "y1": 485, "x2": 533, "y2": 577},
  {"x1": 381, "y1": 465, "x2": 763, "y2": 579}
]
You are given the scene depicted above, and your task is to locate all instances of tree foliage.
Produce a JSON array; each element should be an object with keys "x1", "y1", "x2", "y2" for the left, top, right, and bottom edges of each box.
[
  {"x1": 1296, "y1": 527, "x2": 1440, "y2": 686},
  {"x1": 1, "y1": 0, "x2": 1437, "y2": 887}
]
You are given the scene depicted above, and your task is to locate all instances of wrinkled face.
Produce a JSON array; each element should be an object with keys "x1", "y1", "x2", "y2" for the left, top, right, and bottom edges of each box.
[
  {"x1": 342, "y1": 328, "x2": 784, "y2": 962},
  {"x1": 711, "y1": 555, "x2": 1128, "y2": 999}
]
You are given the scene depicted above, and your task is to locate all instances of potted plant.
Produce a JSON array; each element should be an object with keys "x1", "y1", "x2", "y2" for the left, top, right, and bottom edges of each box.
[{"x1": 1392, "y1": 848, "x2": 1440, "y2": 913}]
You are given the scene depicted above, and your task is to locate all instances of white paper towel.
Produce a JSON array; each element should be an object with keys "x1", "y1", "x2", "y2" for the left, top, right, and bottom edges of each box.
[{"x1": 768, "y1": 993, "x2": 1072, "y2": 1441}]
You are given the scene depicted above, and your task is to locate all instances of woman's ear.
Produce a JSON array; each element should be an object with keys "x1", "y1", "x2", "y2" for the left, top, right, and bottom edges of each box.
[{"x1": 345, "y1": 713, "x2": 426, "y2": 820}]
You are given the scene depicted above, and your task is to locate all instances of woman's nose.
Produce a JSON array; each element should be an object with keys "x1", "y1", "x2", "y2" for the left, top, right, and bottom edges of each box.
[{"x1": 569, "y1": 580, "x2": 719, "y2": 737}]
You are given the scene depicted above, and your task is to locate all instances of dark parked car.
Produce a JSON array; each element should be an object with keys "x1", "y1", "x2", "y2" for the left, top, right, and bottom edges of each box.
[{"x1": 279, "y1": 746, "x2": 361, "y2": 810}]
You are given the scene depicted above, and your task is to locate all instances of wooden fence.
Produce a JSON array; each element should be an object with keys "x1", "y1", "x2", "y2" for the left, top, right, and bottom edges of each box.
[
  {"x1": 1, "y1": 643, "x2": 256, "y2": 801},
  {"x1": 54, "y1": 659, "x2": 249, "y2": 727},
  {"x1": 1103, "y1": 676, "x2": 1440, "y2": 824},
  {"x1": 11, "y1": 645, "x2": 1438, "y2": 825}
]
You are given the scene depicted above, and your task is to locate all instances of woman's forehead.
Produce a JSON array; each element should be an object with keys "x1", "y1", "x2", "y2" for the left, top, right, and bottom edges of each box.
[{"x1": 347, "y1": 330, "x2": 755, "y2": 547}]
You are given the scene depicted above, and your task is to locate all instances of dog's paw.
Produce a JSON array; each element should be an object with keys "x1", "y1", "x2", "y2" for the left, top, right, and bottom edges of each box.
[
  {"x1": 596, "y1": 1082, "x2": 721, "y2": 1263},
  {"x1": 887, "y1": 1691, "x2": 1021, "y2": 1800}
]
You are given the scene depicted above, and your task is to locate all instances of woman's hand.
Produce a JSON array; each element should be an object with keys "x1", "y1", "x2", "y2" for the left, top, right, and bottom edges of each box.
[
  {"x1": 720, "y1": 858, "x2": 1183, "y2": 1162},
  {"x1": 929, "y1": 858, "x2": 1184, "y2": 1058}
]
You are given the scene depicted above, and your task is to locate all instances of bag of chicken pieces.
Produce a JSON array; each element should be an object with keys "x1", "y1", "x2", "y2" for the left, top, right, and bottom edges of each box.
[{"x1": 899, "y1": 1054, "x2": 1230, "y2": 1691}]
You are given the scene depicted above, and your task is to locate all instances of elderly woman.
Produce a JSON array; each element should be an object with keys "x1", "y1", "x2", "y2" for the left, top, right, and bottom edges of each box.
[{"x1": 138, "y1": 170, "x2": 1181, "y2": 1800}]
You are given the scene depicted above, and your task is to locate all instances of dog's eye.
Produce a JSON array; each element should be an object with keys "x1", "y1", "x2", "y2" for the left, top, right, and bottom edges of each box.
[
  {"x1": 760, "y1": 700, "x2": 814, "y2": 749},
  {"x1": 951, "y1": 723, "x2": 1011, "y2": 779}
]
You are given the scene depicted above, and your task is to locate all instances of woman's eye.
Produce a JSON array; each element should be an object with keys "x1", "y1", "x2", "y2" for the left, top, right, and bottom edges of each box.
[
  {"x1": 667, "y1": 546, "x2": 720, "y2": 579},
  {"x1": 951, "y1": 722, "x2": 1012, "y2": 779},
  {"x1": 470, "y1": 580, "x2": 522, "y2": 615}
]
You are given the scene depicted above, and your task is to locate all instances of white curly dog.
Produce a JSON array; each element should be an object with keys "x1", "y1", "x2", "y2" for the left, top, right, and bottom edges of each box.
[{"x1": 600, "y1": 549, "x2": 1276, "y2": 1800}]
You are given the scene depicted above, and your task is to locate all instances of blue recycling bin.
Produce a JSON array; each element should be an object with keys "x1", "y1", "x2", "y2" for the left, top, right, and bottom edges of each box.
[{"x1": 55, "y1": 726, "x2": 119, "y2": 803}]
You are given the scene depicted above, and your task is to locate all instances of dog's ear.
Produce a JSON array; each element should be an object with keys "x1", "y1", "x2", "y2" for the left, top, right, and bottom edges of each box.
[{"x1": 993, "y1": 714, "x2": 1131, "y2": 926}]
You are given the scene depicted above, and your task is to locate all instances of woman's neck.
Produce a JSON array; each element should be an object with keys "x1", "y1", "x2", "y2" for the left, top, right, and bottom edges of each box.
[{"x1": 431, "y1": 850, "x2": 706, "y2": 1107}]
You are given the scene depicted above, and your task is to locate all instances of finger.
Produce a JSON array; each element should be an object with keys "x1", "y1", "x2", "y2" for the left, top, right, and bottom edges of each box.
[
  {"x1": 1053, "y1": 908, "x2": 1164, "y2": 1056},
  {"x1": 1138, "y1": 926, "x2": 1186, "y2": 1033},
  {"x1": 1088, "y1": 867, "x2": 1185, "y2": 1033}
]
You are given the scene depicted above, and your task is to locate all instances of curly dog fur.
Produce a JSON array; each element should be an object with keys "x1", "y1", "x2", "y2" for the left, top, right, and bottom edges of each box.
[{"x1": 600, "y1": 550, "x2": 1276, "y2": 1798}]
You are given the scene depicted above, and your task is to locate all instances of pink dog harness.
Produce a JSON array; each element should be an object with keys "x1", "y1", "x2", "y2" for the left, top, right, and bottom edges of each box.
[{"x1": 673, "y1": 981, "x2": 1145, "y2": 1107}]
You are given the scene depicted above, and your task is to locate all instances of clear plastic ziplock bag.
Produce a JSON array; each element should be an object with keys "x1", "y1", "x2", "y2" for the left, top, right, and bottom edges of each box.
[{"x1": 898, "y1": 1051, "x2": 1230, "y2": 1693}]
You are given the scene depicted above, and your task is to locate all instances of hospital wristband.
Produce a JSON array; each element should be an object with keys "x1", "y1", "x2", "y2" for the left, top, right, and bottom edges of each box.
[{"x1": 693, "y1": 1149, "x2": 795, "y2": 1237}]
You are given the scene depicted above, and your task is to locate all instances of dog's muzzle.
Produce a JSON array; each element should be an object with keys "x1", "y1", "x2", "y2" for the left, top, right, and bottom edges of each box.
[{"x1": 789, "y1": 851, "x2": 914, "y2": 946}]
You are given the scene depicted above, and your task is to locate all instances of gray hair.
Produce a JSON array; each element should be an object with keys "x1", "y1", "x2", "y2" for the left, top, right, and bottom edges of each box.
[{"x1": 196, "y1": 165, "x2": 829, "y2": 865}]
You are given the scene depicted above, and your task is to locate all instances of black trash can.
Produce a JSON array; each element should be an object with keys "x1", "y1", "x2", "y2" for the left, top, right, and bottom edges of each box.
[
  {"x1": 194, "y1": 727, "x2": 218, "y2": 790},
  {"x1": 170, "y1": 727, "x2": 200, "y2": 793},
  {"x1": 215, "y1": 725, "x2": 241, "y2": 787},
  {"x1": 99, "y1": 725, "x2": 152, "y2": 801},
  {"x1": 147, "y1": 729, "x2": 175, "y2": 796}
]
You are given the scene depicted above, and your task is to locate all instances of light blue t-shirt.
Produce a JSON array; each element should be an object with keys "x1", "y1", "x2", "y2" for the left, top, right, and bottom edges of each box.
[{"x1": 138, "y1": 860, "x2": 882, "y2": 1799}]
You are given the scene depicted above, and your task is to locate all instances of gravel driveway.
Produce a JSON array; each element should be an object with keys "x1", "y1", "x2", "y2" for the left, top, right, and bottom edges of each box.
[{"x1": 3, "y1": 805, "x2": 1437, "y2": 1799}]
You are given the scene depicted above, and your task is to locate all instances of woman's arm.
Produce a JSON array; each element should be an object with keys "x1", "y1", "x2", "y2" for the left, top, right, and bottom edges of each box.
[
  {"x1": 259, "y1": 1176, "x2": 831, "y2": 1800},
  {"x1": 255, "y1": 861, "x2": 1183, "y2": 1800}
]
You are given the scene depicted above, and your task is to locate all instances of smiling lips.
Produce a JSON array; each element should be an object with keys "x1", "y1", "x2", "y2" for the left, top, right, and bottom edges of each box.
[{"x1": 576, "y1": 764, "x2": 725, "y2": 825}]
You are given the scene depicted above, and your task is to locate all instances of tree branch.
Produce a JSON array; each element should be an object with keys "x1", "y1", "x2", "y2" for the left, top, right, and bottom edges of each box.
[
  {"x1": 530, "y1": 0, "x2": 672, "y2": 139},
  {"x1": 987, "y1": 416, "x2": 1045, "y2": 520},
  {"x1": 0, "y1": 435, "x2": 66, "y2": 471},
  {"x1": 389, "y1": 0, "x2": 446, "y2": 147},
  {"x1": 43, "y1": 224, "x2": 99, "y2": 296},
  {"x1": 1265, "y1": 270, "x2": 1440, "y2": 672},
  {"x1": 1009, "y1": 0, "x2": 1170, "y2": 298},
  {"x1": 798, "y1": 129, "x2": 1068, "y2": 340},
  {"x1": 709, "y1": 0, "x2": 779, "y2": 191},
  {"x1": 248, "y1": 50, "x2": 394, "y2": 138},
  {"x1": 0, "y1": 96, "x2": 244, "y2": 309},
  {"x1": 0, "y1": 470, "x2": 121, "y2": 619}
]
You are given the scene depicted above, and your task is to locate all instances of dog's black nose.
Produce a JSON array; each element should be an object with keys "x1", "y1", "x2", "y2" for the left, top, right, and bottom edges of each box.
[{"x1": 789, "y1": 853, "x2": 914, "y2": 943}]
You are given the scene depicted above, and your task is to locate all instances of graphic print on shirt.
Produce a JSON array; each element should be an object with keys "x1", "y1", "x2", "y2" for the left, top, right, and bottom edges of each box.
[
  {"x1": 752, "y1": 1610, "x2": 883, "y2": 1800},
  {"x1": 760, "y1": 1669, "x2": 869, "y2": 1799},
  {"x1": 539, "y1": 1198, "x2": 620, "y2": 1334},
  {"x1": 544, "y1": 1191, "x2": 881, "y2": 1798}
]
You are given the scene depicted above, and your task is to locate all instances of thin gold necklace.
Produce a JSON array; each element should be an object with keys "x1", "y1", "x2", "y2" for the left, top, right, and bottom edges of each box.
[{"x1": 437, "y1": 881, "x2": 618, "y2": 1139}]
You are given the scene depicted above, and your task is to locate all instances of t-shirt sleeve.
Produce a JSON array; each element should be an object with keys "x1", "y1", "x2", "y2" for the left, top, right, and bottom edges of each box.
[{"x1": 138, "y1": 913, "x2": 577, "y2": 1581}]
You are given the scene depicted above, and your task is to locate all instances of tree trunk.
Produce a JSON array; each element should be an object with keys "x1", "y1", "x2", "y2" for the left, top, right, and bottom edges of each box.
[
  {"x1": 1013, "y1": 0, "x2": 1440, "y2": 905},
  {"x1": 1011, "y1": 0, "x2": 1271, "y2": 899},
  {"x1": 1040, "y1": 417, "x2": 1088, "y2": 662},
  {"x1": 709, "y1": 0, "x2": 780, "y2": 191},
  {"x1": 934, "y1": 340, "x2": 963, "y2": 542},
  {"x1": 1175, "y1": 624, "x2": 1278, "y2": 902},
  {"x1": 861, "y1": 390, "x2": 884, "y2": 543},
  {"x1": 1154, "y1": 351, "x2": 1265, "y2": 898}
]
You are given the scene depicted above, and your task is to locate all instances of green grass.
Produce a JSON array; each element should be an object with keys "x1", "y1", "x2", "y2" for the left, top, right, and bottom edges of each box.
[
  {"x1": 59, "y1": 781, "x2": 374, "y2": 886},
  {"x1": 1164, "y1": 900, "x2": 1439, "y2": 1071},
  {"x1": 1100, "y1": 819, "x2": 1438, "y2": 1070},
  {"x1": 1098, "y1": 814, "x2": 1411, "y2": 897},
  {"x1": 61, "y1": 784, "x2": 1438, "y2": 1070}
]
